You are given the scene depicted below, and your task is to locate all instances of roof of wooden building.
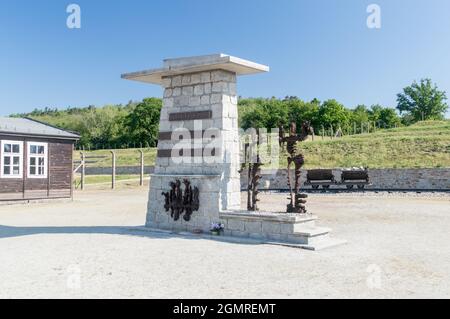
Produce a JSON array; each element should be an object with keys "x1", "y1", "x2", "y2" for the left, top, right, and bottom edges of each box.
[{"x1": 0, "y1": 117, "x2": 80, "y2": 140}]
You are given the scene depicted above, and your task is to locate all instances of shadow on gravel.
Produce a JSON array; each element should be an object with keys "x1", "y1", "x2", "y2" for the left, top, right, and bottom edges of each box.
[{"x1": 0, "y1": 225, "x2": 261, "y2": 246}]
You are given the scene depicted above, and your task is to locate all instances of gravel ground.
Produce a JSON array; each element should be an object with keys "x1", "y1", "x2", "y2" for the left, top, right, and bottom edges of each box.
[{"x1": 0, "y1": 187, "x2": 449, "y2": 299}]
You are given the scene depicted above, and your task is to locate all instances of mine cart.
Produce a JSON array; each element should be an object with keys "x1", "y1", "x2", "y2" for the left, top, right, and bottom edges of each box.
[
  {"x1": 305, "y1": 169, "x2": 336, "y2": 189},
  {"x1": 340, "y1": 169, "x2": 370, "y2": 189}
]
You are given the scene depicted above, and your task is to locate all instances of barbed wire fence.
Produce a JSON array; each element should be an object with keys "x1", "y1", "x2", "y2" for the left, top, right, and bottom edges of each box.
[
  {"x1": 74, "y1": 121, "x2": 402, "y2": 151},
  {"x1": 315, "y1": 121, "x2": 401, "y2": 140}
]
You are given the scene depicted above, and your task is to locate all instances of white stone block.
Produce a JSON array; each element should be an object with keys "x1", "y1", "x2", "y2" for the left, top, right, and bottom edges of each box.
[
  {"x1": 222, "y1": 118, "x2": 233, "y2": 130},
  {"x1": 194, "y1": 85, "x2": 204, "y2": 96},
  {"x1": 211, "y1": 94, "x2": 222, "y2": 104},
  {"x1": 160, "y1": 108, "x2": 169, "y2": 120},
  {"x1": 182, "y1": 75, "x2": 191, "y2": 85},
  {"x1": 211, "y1": 104, "x2": 224, "y2": 119},
  {"x1": 173, "y1": 87, "x2": 181, "y2": 97},
  {"x1": 204, "y1": 83, "x2": 212, "y2": 94},
  {"x1": 148, "y1": 189, "x2": 158, "y2": 202},
  {"x1": 191, "y1": 73, "x2": 201, "y2": 84},
  {"x1": 156, "y1": 213, "x2": 169, "y2": 224},
  {"x1": 212, "y1": 81, "x2": 228, "y2": 93},
  {"x1": 244, "y1": 221, "x2": 262, "y2": 233},
  {"x1": 267, "y1": 233, "x2": 283, "y2": 241},
  {"x1": 150, "y1": 177, "x2": 163, "y2": 189},
  {"x1": 213, "y1": 119, "x2": 223, "y2": 129},
  {"x1": 189, "y1": 96, "x2": 201, "y2": 106},
  {"x1": 227, "y1": 104, "x2": 238, "y2": 118},
  {"x1": 158, "y1": 120, "x2": 171, "y2": 131},
  {"x1": 174, "y1": 96, "x2": 190, "y2": 107},
  {"x1": 172, "y1": 75, "x2": 182, "y2": 86},
  {"x1": 227, "y1": 219, "x2": 245, "y2": 231},
  {"x1": 200, "y1": 95, "x2": 210, "y2": 105},
  {"x1": 211, "y1": 70, "x2": 235, "y2": 82},
  {"x1": 201, "y1": 72, "x2": 211, "y2": 83},
  {"x1": 181, "y1": 119, "x2": 213, "y2": 130},
  {"x1": 280, "y1": 223, "x2": 294, "y2": 234},
  {"x1": 164, "y1": 88, "x2": 173, "y2": 98},
  {"x1": 163, "y1": 98, "x2": 174, "y2": 108},
  {"x1": 182, "y1": 86, "x2": 193, "y2": 96},
  {"x1": 201, "y1": 179, "x2": 220, "y2": 192},
  {"x1": 229, "y1": 82, "x2": 237, "y2": 95},
  {"x1": 262, "y1": 222, "x2": 281, "y2": 234},
  {"x1": 155, "y1": 157, "x2": 169, "y2": 167},
  {"x1": 162, "y1": 77, "x2": 172, "y2": 88},
  {"x1": 195, "y1": 216, "x2": 212, "y2": 228}
]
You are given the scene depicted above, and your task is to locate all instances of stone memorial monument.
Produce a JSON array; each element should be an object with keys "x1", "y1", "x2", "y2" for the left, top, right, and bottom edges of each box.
[{"x1": 122, "y1": 54, "x2": 345, "y2": 250}]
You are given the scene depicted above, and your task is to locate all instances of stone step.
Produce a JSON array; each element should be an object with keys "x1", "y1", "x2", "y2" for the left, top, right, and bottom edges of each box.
[
  {"x1": 292, "y1": 216, "x2": 318, "y2": 228},
  {"x1": 220, "y1": 211, "x2": 317, "y2": 224},
  {"x1": 271, "y1": 238, "x2": 348, "y2": 251},
  {"x1": 279, "y1": 226, "x2": 332, "y2": 246},
  {"x1": 133, "y1": 226, "x2": 346, "y2": 251},
  {"x1": 292, "y1": 226, "x2": 331, "y2": 237}
]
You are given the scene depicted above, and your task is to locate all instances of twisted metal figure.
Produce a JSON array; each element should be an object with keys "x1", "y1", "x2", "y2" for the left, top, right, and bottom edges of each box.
[
  {"x1": 242, "y1": 130, "x2": 263, "y2": 211},
  {"x1": 247, "y1": 156, "x2": 262, "y2": 211},
  {"x1": 280, "y1": 121, "x2": 314, "y2": 214}
]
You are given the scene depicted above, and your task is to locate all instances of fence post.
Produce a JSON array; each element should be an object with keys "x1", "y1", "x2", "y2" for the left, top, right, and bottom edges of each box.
[
  {"x1": 139, "y1": 149, "x2": 144, "y2": 186},
  {"x1": 81, "y1": 152, "x2": 85, "y2": 191},
  {"x1": 111, "y1": 151, "x2": 116, "y2": 190},
  {"x1": 321, "y1": 125, "x2": 324, "y2": 140}
]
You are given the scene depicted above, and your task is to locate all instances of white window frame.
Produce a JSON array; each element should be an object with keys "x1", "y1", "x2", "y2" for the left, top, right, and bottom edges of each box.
[
  {"x1": 1, "y1": 140, "x2": 24, "y2": 179},
  {"x1": 27, "y1": 142, "x2": 48, "y2": 179}
]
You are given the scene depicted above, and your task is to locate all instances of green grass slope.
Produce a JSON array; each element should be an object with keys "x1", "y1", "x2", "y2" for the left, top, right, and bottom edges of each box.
[
  {"x1": 299, "y1": 120, "x2": 450, "y2": 168},
  {"x1": 74, "y1": 121, "x2": 450, "y2": 169}
]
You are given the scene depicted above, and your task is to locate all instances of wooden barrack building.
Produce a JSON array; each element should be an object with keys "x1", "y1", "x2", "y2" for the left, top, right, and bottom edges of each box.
[{"x1": 0, "y1": 117, "x2": 79, "y2": 202}]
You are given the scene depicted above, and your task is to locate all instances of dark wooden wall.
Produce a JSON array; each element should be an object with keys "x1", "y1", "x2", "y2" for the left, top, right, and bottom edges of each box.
[{"x1": 0, "y1": 134, "x2": 74, "y2": 201}]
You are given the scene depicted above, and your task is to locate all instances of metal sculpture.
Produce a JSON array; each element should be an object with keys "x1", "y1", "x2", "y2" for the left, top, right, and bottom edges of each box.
[
  {"x1": 280, "y1": 121, "x2": 314, "y2": 214},
  {"x1": 247, "y1": 156, "x2": 262, "y2": 211},
  {"x1": 162, "y1": 179, "x2": 199, "y2": 221},
  {"x1": 242, "y1": 130, "x2": 263, "y2": 211}
]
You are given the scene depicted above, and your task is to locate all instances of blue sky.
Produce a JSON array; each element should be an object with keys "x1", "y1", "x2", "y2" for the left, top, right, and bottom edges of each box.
[{"x1": 1, "y1": 0, "x2": 449, "y2": 117}]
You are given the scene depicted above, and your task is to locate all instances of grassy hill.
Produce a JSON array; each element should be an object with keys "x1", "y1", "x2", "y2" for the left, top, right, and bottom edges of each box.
[
  {"x1": 299, "y1": 120, "x2": 450, "y2": 168},
  {"x1": 74, "y1": 120, "x2": 450, "y2": 169}
]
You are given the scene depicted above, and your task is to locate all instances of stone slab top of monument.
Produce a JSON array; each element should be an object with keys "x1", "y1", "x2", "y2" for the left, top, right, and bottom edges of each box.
[{"x1": 121, "y1": 53, "x2": 269, "y2": 85}]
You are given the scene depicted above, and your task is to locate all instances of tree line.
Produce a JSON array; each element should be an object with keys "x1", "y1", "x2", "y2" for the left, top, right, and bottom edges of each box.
[{"x1": 11, "y1": 78, "x2": 448, "y2": 150}]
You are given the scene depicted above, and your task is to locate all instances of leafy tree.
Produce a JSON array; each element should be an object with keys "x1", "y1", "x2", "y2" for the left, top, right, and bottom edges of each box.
[
  {"x1": 240, "y1": 98, "x2": 288, "y2": 130},
  {"x1": 124, "y1": 98, "x2": 162, "y2": 147},
  {"x1": 368, "y1": 104, "x2": 401, "y2": 128},
  {"x1": 378, "y1": 108, "x2": 402, "y2": 128},
  {"x1": 284, "y1": 98, "x2": 320, "y2": 130},
  {"x1": 397, "y1": 79, "x2": 448, "y2": 122},
  {"x1": 318, "y1": 99, "x2": 351, "y2": 131},
  {"x1": 352, "y1": 105, "x2": 370, "y2": 127}
]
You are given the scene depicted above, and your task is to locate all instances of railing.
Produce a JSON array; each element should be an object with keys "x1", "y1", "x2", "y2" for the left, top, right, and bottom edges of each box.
[{"x1": 73, "y1": 150, "x2": 146, "y2": 190}]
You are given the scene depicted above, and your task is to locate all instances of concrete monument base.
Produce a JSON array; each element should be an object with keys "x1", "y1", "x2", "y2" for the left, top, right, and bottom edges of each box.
[
  {"x1": 147, "y1": 174, "x2": 346, "y2": 250},
  {"x1": 219, "y1": 210, "x2": 347, "y2": 250},
  {"x1": 143, "y1": 209, "x2": 346, "y2": 251},
  {"x1": 146, "y1": 173, "x2": 223, "y2": 233}
]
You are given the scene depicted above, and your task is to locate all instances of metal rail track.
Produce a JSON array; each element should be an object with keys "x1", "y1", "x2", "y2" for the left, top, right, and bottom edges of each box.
[{"x1": 245, "y1": 188, "x2": 450, "y2": 194}]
